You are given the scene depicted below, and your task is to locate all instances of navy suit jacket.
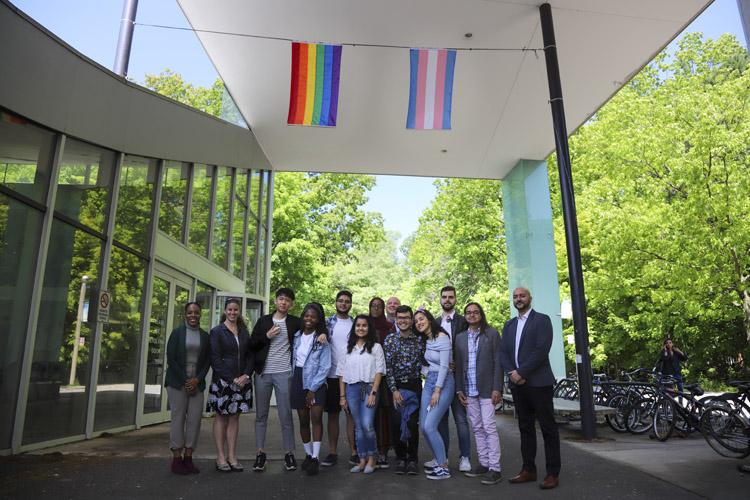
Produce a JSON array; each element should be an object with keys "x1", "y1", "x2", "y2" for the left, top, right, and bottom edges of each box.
[{"x1": 499, "y1": 309, "x2": 556, "y2": 387}]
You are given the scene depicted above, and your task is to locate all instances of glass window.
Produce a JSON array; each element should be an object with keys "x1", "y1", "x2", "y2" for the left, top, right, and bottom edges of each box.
[
  {"x1": 188, "y1": 164, "x2": 213, "y2": 257},
  {"x1": 258, "y1": 225, "x2": 267, "y2": 294},
  {"x1": 55, "y1": 139, "x2": 116, "y2": 233},
  {"x1": 245, "y1": 216, "x2": 258, "y2": 294},
  {"x1": 0, "y1": 193, "x2": 44, "y2": 448},
  {"x1": 114, "y1": 156, "x2": 157, "y2": 253},
  {"x1": 212, "y1": 167, "x2": 232, "y2": 268},
  {"x1": 94, "y1": 247, "x2": 145, "y2": 431},
  {"x1": 0, "y1": 110, "x2": 55, "y2": 204},
  {"x1": 195, "y1": 281, "x2": 214, "y2": 332},
  {"x1": 159, "y1": 161, "x2": 189, "y2": 242},
  {"x1": 144, "y1": 276, "x2": 168, "y2": 414},
  {"x1": 249, "y1": 169, "x2": 261, "y2": 219},
  {"x1": 24, "y1": 220, "x2": 102, "y2": 444},
  {"x1": 260, "y1": 171, "x2": 270, "y2": 223},
  {"x1": 232, "y1": 171, "x2": 248, "y2": 278}
]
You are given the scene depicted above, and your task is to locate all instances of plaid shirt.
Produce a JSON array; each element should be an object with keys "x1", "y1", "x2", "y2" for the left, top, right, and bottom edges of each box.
[{"x1": 466, "y1": 328, "x2": 480, "y2": 397}]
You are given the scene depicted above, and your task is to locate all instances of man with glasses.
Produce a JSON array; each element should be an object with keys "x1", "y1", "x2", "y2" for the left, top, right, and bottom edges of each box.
[
  {"x1": 320, "y1": 290, "x2": 357, "y2": 467},
  {"x1": 432, "y1": 286, "x2": 472, "y2": 474},
  {"x1": 454, "y1": 302, "x2": 503, "y2": 485},
  {"x1": 384, "y1": 305, "x2": 425, "y2": 475}
]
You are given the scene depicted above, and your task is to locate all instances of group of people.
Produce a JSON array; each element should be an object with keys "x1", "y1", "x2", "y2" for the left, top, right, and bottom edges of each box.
[{"x1": 165, "y1": 285, "x2": 561, "y2": 489}]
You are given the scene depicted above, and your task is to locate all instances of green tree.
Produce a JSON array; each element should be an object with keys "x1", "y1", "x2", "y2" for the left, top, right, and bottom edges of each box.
[
  {"x1": 143, "y1": 70, "x2": 224, "y2": 117},
  {"x1": 330, "y1": 230, "x2": 408, "y2": 313},
  {"x1": 551, "y1": 34, "x2": 750, "y2": 380},
  {"x1": 404, "y1": 178, "x2": 509, "y2": 327}
]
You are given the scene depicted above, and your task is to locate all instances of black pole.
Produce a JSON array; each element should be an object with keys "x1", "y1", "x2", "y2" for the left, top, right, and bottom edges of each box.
[
  {"x1": 113, "y1": 0, "x2": 139, "y2": 77},
  {"x1": 539, "y1": 3, "x2": 596, "y2": 440}
]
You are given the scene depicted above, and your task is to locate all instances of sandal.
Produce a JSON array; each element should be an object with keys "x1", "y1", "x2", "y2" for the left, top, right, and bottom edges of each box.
[
  {"x1": 215, "y1": 462, "x2": 232, "y2": 472},
  {"x1": 229, "y1": 461, "x2": 244, "y2": 472}
]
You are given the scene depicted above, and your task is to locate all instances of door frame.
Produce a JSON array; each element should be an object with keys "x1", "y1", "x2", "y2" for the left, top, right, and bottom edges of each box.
[{"x1": 139, "y1": 268, "x2": 193, "y2": 426}]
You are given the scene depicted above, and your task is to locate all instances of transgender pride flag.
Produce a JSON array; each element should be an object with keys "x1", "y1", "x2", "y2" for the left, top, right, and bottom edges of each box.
[{"x1": 406, "y1": 48, "x2": 456, "y2": 130}]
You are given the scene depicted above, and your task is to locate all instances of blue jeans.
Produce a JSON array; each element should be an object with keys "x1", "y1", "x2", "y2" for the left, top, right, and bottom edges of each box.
[
  {"x1": 346, "y1": 382, "x2": 378, "y2": 459},
  {"x1": 420, "y1": 371, "x2": 455, "y2": 466},
  {"x1": 438, "y1": 394, "x2": 472, "y2": 458}
]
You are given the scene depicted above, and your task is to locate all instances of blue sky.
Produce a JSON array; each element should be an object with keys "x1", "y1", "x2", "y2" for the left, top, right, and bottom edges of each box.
[{"x1": 10, "y1": 0, "x2": 747, "y2": 248}]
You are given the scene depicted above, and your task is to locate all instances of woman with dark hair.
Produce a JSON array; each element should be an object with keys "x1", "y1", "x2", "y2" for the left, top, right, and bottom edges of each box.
[
  {"x1": 291, "y1": 303, "x2": 331, "y2": 476},
  {"x1": 338, "y1": 315, "x2": 386, "y2": 474},
  {"x1": 413, "y1": 309, "x2": 454, "y2": 480},
  {"x1": 165, "y1": 301, "x2": 210, "y2": 474},
  {"x1": 369, "y1": 296, "x2": 394, "y2": 468},
  {"x1": 207, "y1": 298, "x2": 253, "y2": 472}
]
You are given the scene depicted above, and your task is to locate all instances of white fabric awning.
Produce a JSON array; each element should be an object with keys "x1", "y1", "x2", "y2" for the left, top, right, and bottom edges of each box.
[{"x1": 177, "y1": 0, "x2": 712, "y2": 179}]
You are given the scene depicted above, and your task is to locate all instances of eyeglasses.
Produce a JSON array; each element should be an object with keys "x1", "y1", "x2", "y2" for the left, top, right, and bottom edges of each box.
[
  {"x1": 336, "y1": 299, "x2": 352, "y2": 304},
  {"x1": 465, "y1": 310, "x2": 481, "y2": 316}
]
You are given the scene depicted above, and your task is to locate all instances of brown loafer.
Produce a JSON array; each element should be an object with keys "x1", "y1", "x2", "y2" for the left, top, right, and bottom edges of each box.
[
  {"x1": 508, "y1": 469, "x2": 537, "y2": 484},
  {"x1": 539, "y1": 474, "x2": 559, "y2": 489}
]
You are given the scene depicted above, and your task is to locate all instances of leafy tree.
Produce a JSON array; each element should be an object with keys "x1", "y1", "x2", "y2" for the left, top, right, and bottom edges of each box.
[
  {"x1": 551, "y1": 34, "x2": 750, "y2": 380},
  {"x1": 404, "y1": 178, "x2": 509, "y2": 327},
  {"x1": 330, "y1": 230, "x2": 409, "y2": 314},
  {"x1": 143, "y1": 70, "x2": 224, "y2": 117}
]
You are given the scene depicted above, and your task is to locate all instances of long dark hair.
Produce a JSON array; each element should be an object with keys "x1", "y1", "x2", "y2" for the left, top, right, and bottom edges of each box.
[
  {"x1": 414, "y1": 309, "x2": 448, "y2": 341},
  {"x1": 463, "y1": 301, "x2": 488, "y2": 334},
  {"x1": 301, "y1": 303, "x2": 328, "y2": 336},
  {"x1": 347, "y1": 314, "x2": 377, "y2": 354},
  {"x1": 220, "y1": 297, "x2": 247, "y2": 331}
]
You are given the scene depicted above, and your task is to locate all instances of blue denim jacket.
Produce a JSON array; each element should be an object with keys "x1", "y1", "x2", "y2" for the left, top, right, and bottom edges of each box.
[{"x1": 292, "y1": 330, "x2": 331, "y2": 392}]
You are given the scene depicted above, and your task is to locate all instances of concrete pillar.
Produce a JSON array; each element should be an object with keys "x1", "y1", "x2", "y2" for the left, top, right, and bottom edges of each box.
[{"x1": 502, "y1": 159, "x2": 565, "y2": 380}]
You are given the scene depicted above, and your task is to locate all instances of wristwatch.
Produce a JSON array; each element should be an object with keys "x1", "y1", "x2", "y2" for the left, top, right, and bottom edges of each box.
[{"x1": 370, "y1": 390, "x2": 378, "y2": 396}]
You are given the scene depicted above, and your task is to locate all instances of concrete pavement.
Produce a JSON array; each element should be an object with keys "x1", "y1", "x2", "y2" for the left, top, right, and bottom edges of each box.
[{"x1": 1, "y1": 411, "x2": 748, "y2": 499}]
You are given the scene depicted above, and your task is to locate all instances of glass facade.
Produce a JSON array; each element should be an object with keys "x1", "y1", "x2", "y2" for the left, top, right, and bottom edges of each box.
[
  {"x1": 188, "y1": 164, "x2": 213, "y2": 256},
  {"x1": 55, "y1": 139, "x2": 115, "y2": 233},
  {"x1": 25, "y1": 221, "x2": 102, "y2": 444},
  {"x1": 212, "y1": 167, "x2": 232, "y2": 268},
  {"x1": 159, "y1": 161, "x2": 189, "y2": 242},
  {"x1": 0, "y1": 113, "x2": 55, "y2": 449},
  {"x1": 116, "y1": 156, "x2": 158, "y2": 254},
  {"x1": 0, "y1": 106, "x2": 273, "y2": 453}
]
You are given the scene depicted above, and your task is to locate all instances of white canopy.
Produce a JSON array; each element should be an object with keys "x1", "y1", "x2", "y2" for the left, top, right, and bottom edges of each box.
[{"x1": 177, "y1": 0, "x2": 711, "y2": 179}]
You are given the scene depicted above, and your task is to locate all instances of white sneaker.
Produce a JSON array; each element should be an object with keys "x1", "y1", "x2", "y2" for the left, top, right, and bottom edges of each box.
[
  {"x1": 423, "y1": 458, "x2": 438, "y2": 470},
  {"x1": 459, "y1": 456, "x2": 472, "y2": 472}
]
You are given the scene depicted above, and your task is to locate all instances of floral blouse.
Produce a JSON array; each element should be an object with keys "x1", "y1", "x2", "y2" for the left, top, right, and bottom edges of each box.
[{"x1": 383, "y1": 331, "x2": 426, "y2": 392}]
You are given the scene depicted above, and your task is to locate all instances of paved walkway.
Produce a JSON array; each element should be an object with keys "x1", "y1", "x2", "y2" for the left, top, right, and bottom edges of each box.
[{"x1": 1, "y1": 411, "x2": 748, "y2": 499}]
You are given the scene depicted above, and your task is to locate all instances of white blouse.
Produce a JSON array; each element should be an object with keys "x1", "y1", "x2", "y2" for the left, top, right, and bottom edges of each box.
[{"x1": 336, "y1": 343, "x2": 386, "y2": 384}]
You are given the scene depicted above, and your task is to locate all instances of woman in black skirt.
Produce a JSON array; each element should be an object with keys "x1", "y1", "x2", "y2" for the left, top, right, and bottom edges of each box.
[
  {"x1": 207, "y1": 298, "x2": 253, "y2": 472},
  {"x1": 291, "y1": 303, "x2": 331, "y2": 475}
]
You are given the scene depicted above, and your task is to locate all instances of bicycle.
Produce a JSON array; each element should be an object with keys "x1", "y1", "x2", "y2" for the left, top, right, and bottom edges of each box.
[{"x1": 699, "y1": 381, "x2": 750, "y2": 459}]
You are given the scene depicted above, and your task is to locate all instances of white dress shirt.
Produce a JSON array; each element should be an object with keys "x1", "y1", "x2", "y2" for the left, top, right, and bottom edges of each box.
[{"x1": 514, "y1": 309, "x2": 531, "y2": 368}]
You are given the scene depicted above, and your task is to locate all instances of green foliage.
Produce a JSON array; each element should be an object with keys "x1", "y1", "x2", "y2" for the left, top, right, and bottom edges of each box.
[
  {"x1": 270, "y1": 172, "x2": 387, "y2": 314},
  {"x1": 403, "y1": 178, "x2": 509, "y2": 327},
  {"x1": 143, "y1": 70, "x2": 224, "y2": 116},
  {"x1": 551, "y1": 34, "x2": 750, "y2": 380}
]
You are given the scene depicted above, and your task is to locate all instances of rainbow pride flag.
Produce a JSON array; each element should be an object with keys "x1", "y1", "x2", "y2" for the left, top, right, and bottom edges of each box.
[
  {"x1": 288, "y1": 42, "x2": 342, "y2": 127},
  {"x1": 406, "y1": 48, "x2": 456, "y2": 130}
]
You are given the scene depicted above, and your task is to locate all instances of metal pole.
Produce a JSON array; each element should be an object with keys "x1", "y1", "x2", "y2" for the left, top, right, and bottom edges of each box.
[
  {"x1": 69, "y1": 275, "x2": 89, "y2": 385},
  {"x1": 539, "y1": 3, "x2": 596, "y2": 439},
  {"x1": 113, "y1": 0, "x2": 139, "y2": 77}
]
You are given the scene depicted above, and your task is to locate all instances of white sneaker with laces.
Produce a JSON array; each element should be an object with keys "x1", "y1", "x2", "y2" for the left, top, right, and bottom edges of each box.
[
  {"x1": 459, "y1": 456, "x2": 472, "y2": 472},
  {"x1": 423, "y1": 459, "x2": 438, "y2": 470}
]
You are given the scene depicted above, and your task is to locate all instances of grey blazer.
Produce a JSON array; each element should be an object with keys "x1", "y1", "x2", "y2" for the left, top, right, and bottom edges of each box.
[{"x1": 454, "y1": 326, "x2": 503, "y2": 398}]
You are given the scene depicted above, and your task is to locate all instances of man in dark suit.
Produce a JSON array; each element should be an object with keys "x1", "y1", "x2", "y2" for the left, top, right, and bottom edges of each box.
[{"x1": 499, "y1": 287, "x2": 560, "y2": 490}]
